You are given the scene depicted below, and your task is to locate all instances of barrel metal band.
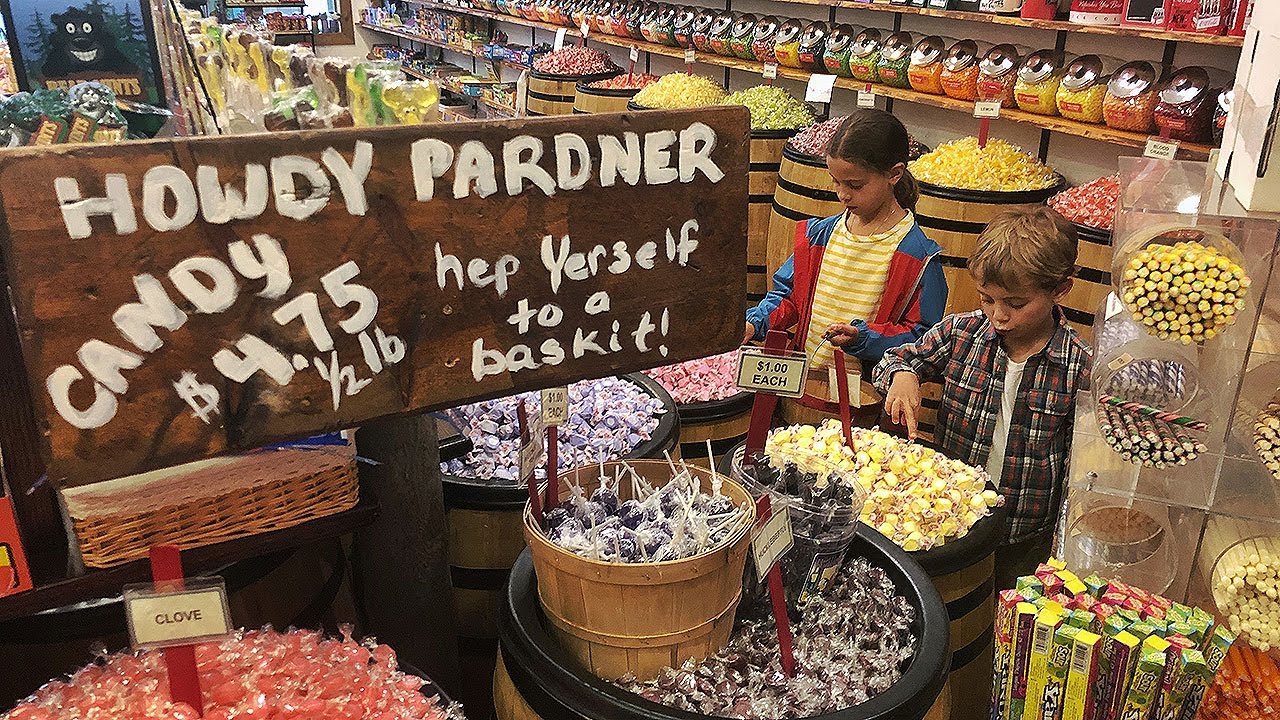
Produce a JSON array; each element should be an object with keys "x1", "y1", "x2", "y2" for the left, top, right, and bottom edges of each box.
[
  {"x1": 775, "y1": 175, "x2": 840, "y2": 202},
  {"x1": 915, "y1": 214, "x2": 988, "y2": 235},
  {"x1": 770, "y1": 202, "x2": 823, "y2": 223},
  {"x1": 945, "y1": 575, "x2": 995, "y2": 619},
  {"x1": 1075, "y1": 266, "x2": 1111, "y2": 285},
  {"x1": 750, "y1": 162, "x2": 783, "y2": 172},
  {"x1": 528, "y1": 89, "x2": 575, "y2": 103},
  {"x1": 450, "y1": 565, "x2": 512, "y2": 591},
  {"x1": 950, "y1": 629, "x2": 994, "y2": 671}
]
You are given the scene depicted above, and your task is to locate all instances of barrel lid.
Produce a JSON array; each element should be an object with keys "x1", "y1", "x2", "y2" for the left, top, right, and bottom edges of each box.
[
  {"x1": 690, "y1": 8, "x2": 714, "y2": 32},
  {"x1": 709, "y1": 10, "x2": 735, "y2": 35},
  {"x1": 1218, "y1": 87, "x2": 1234, "y2": 114},
  {"x1": 799, "y1": 21, "x2": 830, "y2": 51},
  {"x1": 775, "y1": 18, "x2": 804, "y2": 45},
  {"x1": 942, "y1": 38, "x2": 978, "y2": 72},
  {"x1": 731, "y1": 13, "x2": 757, "y2": 38},
  {"x1": 1061, "y1": 53, "x2": 1104, "y2": 91},
  {"x1": 752, "y1": 15, "x2": 781, "y2": 40},
  {"x1": 825, "y1": 23, "x2": 856, "y2": 54},
  {"x1": 1159, "y1": 66, "x2": 1209, "y2": 106},
  {"x1": 1108, "y1": 60, "x2": 1158, "y2": 99},
  {"x1": 672, "y1": 6, "x2": 697, "y2": 30},
  {"x1": 910, "y1": 35, "x2": 945, "y2": 67},
  {"x1": 1017, "y1": 48, "x2": 1064, "y2": 84},
  {"x1": 979, "y1": 43, "x2": 1020, "y2": 79},
  {"x1": 880, "y1": 31, "x2": 913, "y2": 62},
  {"x1": 851, "y1": 27, "x2": 882, "y2": 59}
]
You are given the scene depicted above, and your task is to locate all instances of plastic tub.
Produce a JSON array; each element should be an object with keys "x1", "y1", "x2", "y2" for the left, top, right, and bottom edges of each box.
[
  {"x1": 976, "y1": 43, "x2": 1021, "y2": 108},
  {"x1": 690, "y1": 9, "x2": 715, "y2": 53},
  {"x1": 849, "y1": 28, "x2": 883, "y2": 83},
  {"x1": 1154, "y1": 66, "x2": 1217, "y2": 144},
  {"x1": 908, "y1": 35, "x2": 947, "y2": 94},
  {"x1": 729, "y1": 13, "x2": 759, "y2": 61},
  {"x1": 1056, "y1": 54, "x2": 1108, "y2": 123},
  {"x1": 1103, "y1": 60, "x2": 1160, "y2": 134},
  {"x1": 1014, "y1": 48, "x2": 1065, "y2": 116},
  {"x1": 773, "y1": 18, "x2": 804, "y2": 68},
  {"x1": 707, "y1": 11, "x2": 737, "y2": 57},
  {"x1": 750, "y1": 15, "x2": 781, "y2": 64}
]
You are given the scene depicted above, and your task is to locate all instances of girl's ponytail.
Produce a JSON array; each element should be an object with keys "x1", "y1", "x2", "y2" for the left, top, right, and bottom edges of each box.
[{"x1": 895, "y1": 167, "x2": 919, "y2": 212}]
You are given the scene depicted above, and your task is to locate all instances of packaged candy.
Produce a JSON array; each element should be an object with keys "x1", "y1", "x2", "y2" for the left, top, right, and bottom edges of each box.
[
  {"x1": 729, "y1": 13, "x2": 759, "y2": 61},
  {"x1": 638, "y1": 4, "x2": 660, "y2": 43},
  {"x1": 849, "y1": 28, "x2": 884, "y2": 83},
  {"x1": 1104, "y1": 60, "x2": 1160, "y2": 133},
  {"x1": 940, "y1": 38, "x2": 981, "y2": 101},
  {"x1": 625, "y1": 2, "x2": 646, "y2": 40},
  {"x1": 750, "y1": 15, "x2": 782, "y2": 64},
  {"x1": 1154, "y1": 66, "x2": 1218, "y2": 143},
  {"x1": 1014, "y1": 48, "x2": 1065, "y2": 115},
  {"x1": 908, "y1": 35, "x2": 947, "y2": 95},
  {"x1": 1063, "y1": 631, "x2": 1103, "y2": 720},
  {"x1": 823, "y1": 23, "x2": 857, "y2": 78},
  {"x1": 1026, "y1": 609, "x2": 1065, "y2": 720},
  {"x1": 690, "y1": 9, "x2": 716, "y2": 52},
  {"x1": 773, "y1": 18, "x2": 804, "y2": 68},
  {"x1": 708, "y1": 11, "x2": 737, "y2": 57},
  {"x1": 876, "y1": 31, "x2": 914, "y2": 89},
  {"x1": 796, "y1": 21, "x2": 831, "y2": 73},
  {"x1": 977, "y1": 43, "x2": 1022, "y2": 108}
]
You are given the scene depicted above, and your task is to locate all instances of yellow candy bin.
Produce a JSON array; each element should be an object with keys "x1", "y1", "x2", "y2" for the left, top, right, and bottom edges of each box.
[{"x1": 1056, "y1": 54, "x2": 1108, "y2": 124}]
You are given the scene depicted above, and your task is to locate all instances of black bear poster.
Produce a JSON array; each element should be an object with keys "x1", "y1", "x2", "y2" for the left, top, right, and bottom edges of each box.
[{"x1": 1, "y1": 0, "x2": 160, "y2": 102}]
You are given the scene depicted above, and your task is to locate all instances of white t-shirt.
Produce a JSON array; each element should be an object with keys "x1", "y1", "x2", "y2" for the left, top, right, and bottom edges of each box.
[{"x1": 986, "y1": 358, "x2": 1027, "y2": 489}]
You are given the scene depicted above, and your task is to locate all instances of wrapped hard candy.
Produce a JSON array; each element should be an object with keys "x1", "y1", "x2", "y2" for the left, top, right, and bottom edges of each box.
[
  {"x1": 643, "y1": 351, "x2": 741, "y2": 404},
  {"x1": 1048, "y1": 175, "x2": 1120, "y2": 231},
  {"x1": 532, "y1": 46, "x2": 621, "y2": 76}
]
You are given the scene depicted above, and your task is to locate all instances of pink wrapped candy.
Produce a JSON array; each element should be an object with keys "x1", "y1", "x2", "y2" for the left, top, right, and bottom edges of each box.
[
  {"x1": 788, "y1": 116, "x2": 927, "y2": 160},
  {"x1": 644, "y1": 351, "x2": 741, "y2": 404},
  {"x1": 532, "y1": 47, "x2": 621, "y2": 76},
  {"x1": 1048, "y1": 174, "x2": 1120, "y2": 232}
]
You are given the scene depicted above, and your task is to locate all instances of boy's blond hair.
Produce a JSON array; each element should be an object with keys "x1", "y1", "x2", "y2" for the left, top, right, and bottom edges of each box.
[{"x1": 968, "y1": 206, "x2": 1077, "y2": 292}]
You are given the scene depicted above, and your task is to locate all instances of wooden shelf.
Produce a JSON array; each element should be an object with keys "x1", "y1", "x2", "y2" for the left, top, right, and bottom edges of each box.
[
  {"x1": 226, "y1": 2, "x2": 306, "y2": 8},
  {"x1": 359, "y1": 22, "x2": 532, "y2": 71},
  {"x1": 400, "y1": 63, "x2": 517, "y2": 114}
]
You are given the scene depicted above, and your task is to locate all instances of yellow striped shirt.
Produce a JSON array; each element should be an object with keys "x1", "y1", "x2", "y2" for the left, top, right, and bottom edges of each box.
[{"x1": 804, "y1": 212, "x2": 914, "y2": 367}]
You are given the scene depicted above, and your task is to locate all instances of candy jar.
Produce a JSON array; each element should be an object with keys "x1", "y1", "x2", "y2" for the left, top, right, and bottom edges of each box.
[
  {"x1": 571, "y1": 0, "x2": 590, "y2": 29},
  {"x1": 1154, "y1": 66, "x2": 1217, "y2": 144},
  {"x1": 822, "y1": 24, "x2": 856, "y2": 78},
  {"x1": 1013, "y1": 48, "x2": 1065, "y2": 116},
  {"x1": 639, "y1": 3, "x2": 661, "y2": 43},
  {"x1": 670, "y1": 6, "x2": 696, "y2": 46},
  {"x1": 796, "y1": 21, "x2": 831, "y2": 73},
  {"x1": 536, "y1": 0, "x2": 556, "y2": 24},
  {"x1": 690, "y1": 9, "x2": 715, "y2": 53},
  {"x1": 521, "y1": 0, "x2": 542, "y2": 22},
  {"x1": 751, "y1": 16, "x2": 781, "y2": 64},
  {"x1": 849, "y1": 28, "x2": 884, "y2": 83},
  {"x1": 610, "y1": 1, "x2": 633, "y2": 35},
  {"x1": 908, "y1": 35, "x2": 947, "y2": 94},
  {"x1": 940, "y1": 39, "x2": 981, "y2": 101},
  {"x1": 977, "y1": 43, "x2": 1021, "y2": 108},
  {"x1": 773, "y1": 18, "x2": 804, "y2": 68},
  {"x1": 625, "y1": 2, "x2": 647, "y2": 39},
  {"x1": 1056, "y1": 53, "x2": 1107, "y2": 123},
  {"x1": 876, "y1": 31, "x2": 913, "y2": 89},
  {"x1": 593, "y1": 1, "x2": 615, "y2": 34},
  {"x1": 708, "y1": 11, "x2": 737, "y2": 56},
  {"x1": 653, "y1": 5, "x2": 679, "y2": 46},
  {"x1": 1213, "y1": 88, "x2": 1231, "y2": 146},
  {"x1": 1103, "y1": 60, "x2": 1160, "y2": 134},
  {"x1": 729, "y1": 13, "x2": 759, "y2": 61}
]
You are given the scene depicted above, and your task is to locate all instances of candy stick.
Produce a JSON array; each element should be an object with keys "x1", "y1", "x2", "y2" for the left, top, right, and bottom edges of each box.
[{"x1": 1100, "y1": 394, "x2": 1207, "y2": 431}]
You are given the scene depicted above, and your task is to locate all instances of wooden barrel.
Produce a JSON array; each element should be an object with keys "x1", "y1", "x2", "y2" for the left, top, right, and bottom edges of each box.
[
  {"x1": 496, "y1": 528, "x2": 953, "y2": 720},
  {"x1": 523, "y1": 460, "x2": 755, "y2": 680},
  {"x1": 1061, "y1": 221, "x2": 1112, "y2": 345},
  {"x1": 914, "y1": 179, "x2": 1065, "y2": 318},
  {"x1": 528, "y1": 70, "x2": 619, "y2": 116},
  {"x1": 573, "y1": 82, "x2": 639, "y2": 113},
  {"x1": 911, "y1": 496, "x2": 1007, "y2": 720},
  {"x1": 778, "y1": 368, "x2": 883, "y2": 430},
  {"x1": 674, "y1": 390, "x2": 755, "y2": 469},
  {"x1": 442, "y1": 373, "x2": 681, "y2": 641},
  {"x1": 765, "y1": 146, "x2": 843, "y2": 278},
  {"x1": 746, "y1": 130, "x2": 794, "y2": 310}
]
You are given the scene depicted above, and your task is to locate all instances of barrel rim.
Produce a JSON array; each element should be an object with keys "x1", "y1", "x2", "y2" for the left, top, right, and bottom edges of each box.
[
  {"x1": 400, "y1": 661, "x2": 453, "y2": 705},
  {"x1": 916, "y1": 175, "x2": 1066, "y2": 204},
  {"x1": 781, "y1": 144, "x2": 829, "y2": 168},
  {"x1": 750, "y1": 127, "x2": 801, "y2": 140},
  {"x1": 575, "y1": 81, "x2": 644, "y2": 97},
  {"x1": 1070, "y1": 220, "x2": 1112, "y2": 245},
  {"x1": 673, "y1": 389, "x2": 755, "y2": 423},
  {"x1": 531, "y1": 68, "x2": 624, "y2": 82},
  {"x1": 441, "y1": 373, "x2": 681, "y2": 510},
  {"x1": 627, "y1": 100, "x2": 653, "y2": 111},
  {"x1": 498, "y1": 529, "x2": 949, "y2": 720}
]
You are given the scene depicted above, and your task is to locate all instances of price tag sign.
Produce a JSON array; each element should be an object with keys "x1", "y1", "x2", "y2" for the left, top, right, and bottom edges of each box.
[
  {"x1": 826, "y1": 366, "x2": 863, "y2": 405},
  {"x1": 1144, "y1": 137, "x2": 1180, "y2": 160},
  {"x1": 973, "y1": 100, "x2": 1002, "y2": 119},
  {"x1": 736, "y1": 347, "x2": 809, "y2": 398},
  {"x1": 1107, "y1": 352, "x2": 1134, "y2": 372},
  {"x1": 684, "y1": 48, "x2": 696, "y2": 65},
  {"x1": 124, "y1": 579, "x2": 233, "y2": 649},
  {"x1": 752, "y1": 507, "x2": 794, "y2": 576},
  {"x1": 762, "y1": 63, "x2": 778, "y2": 80},
  {"x1": 541, "y1": 386, "x2": 569, "y2": 426},
  {"x1": 519, "y1": 413, "x2": 546, "y2": 482},
  {"x1": 805, "y1": 74, "x2": 837, "y2": 103},
  {"x1": 579, "y1": 21, "x2": 589, "y2": 37},
  {"x1": 629, "y1": 45, "x2": 639, "y2": 63},
  {"x1": 857, "y1": 89, "x2": 875, "y2": 108}
]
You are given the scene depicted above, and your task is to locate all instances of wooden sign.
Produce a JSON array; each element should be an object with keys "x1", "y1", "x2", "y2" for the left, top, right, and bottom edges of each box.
[{"x1": 0, "y1": 108, "x2": 750, "y2": 485}]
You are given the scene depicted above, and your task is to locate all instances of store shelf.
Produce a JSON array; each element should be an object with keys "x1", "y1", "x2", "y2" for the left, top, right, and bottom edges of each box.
[
  {"x1": 359, "y1": 22, "x2": 532, "y2": 71},
  {"x1": 401, "y1": 63, "x2": 517, "y2": 114},
  {"x1": 226, "y1": 2, "x2": 306, "y2": 7}
]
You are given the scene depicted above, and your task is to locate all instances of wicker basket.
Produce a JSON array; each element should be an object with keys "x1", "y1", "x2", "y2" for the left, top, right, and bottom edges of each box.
[{"x1": 63, "y1": 443, "x2": 359, "y2": 568}]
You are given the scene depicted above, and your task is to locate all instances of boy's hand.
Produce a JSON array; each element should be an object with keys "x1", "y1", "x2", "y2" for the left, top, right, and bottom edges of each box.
[
  {"x1": 743, "y1": 321, "x2": 755, "y2": 344},
  {"x1": 824, "y1": 323, "x2": 859, "y2": 348},
  {"x1": 885, "y1": 371, "x2": 921, "y2": 440}
]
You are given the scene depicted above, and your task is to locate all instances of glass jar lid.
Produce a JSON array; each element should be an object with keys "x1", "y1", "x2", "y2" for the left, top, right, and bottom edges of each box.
[
  {"x1": 851, "y1": 27, "x2": 883, "y2": 59},
  {"x1": 826, "y1": 24, "x2": 856, "y2": 54},
  {"x1": 691, "y1": 8, "x2": 715, "y2": 32},
  {"x1": 980, "y1": 43, "x2": 1020, "y2": 79},
  {"x1": 709, "y1": 10, "x2": 736, "y2": 36},
  {"x1": 753, "y1": 15, "x2": 781, "y2": 40},
  {"x1": 881, "y1": 31, "x2": 913, "y2": 62},
  {"x1": 655, "y1": 5, "x2": 676, "y2": 24},
  {"x1": 638, "y1": 3, "x2": 659, "y2": 24},
  {"x1": 942, "y1": 39, "x2": 979, "y2": 72},
  {"x1": 673, "y1": 6, "x2": 697, "y2": 29},
  {"x1": 1218, "y1": 87, "x2": 1233, "y2": 115},
  {"x1": 1017, "y1": 49, "x2": 1065, "y2": 84},
  {"x1": 731, "y1": 13, "x2": 758, "y2": 39},
  {"x1": 1108, "y1": 61, "x2": 1158, "y2": 99},
  {"x1": 775, "y1": 18, "x2": 804, "y2": 45},
  {"x1": 1159, "y1": 66, "x2": 1210, "y2": 106},
  {"x1": 625, "y1": 2, "x2": 644, "y2": 21},
  {"x1": 911, "y1": 35, "x2": 946, "y2": 67},
  {"x1": 1061, "y1": 54, "x2": 1104, "y2": 91},
  {"x1": 799, "y1": 21, "x2": 830, "y2": 51}
]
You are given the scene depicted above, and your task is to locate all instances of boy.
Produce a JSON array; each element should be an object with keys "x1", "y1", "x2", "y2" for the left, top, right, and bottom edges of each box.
[{"x1": 872, "y1": 206, "x2": 1091, "y2": 589}]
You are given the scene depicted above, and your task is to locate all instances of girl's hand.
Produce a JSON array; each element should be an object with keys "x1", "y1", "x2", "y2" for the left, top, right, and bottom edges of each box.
[
  {"x1": 824, "y1": 323, "x2": 860, "y2": 348},
  {"x1": 885, "y1": 371, "x2": 921, "y2": 440},
  {"x1": 743, "y1": 321, "x2": 755, "y2": 344}
]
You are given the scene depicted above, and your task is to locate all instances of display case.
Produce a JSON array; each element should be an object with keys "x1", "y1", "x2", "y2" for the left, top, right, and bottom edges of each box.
[{"x1": 1064, "y1": 157, "x2": 1280, "y2": 654}]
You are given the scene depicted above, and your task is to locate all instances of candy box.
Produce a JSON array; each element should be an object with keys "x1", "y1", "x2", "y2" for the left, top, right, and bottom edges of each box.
[
  {"x1": 1026, "y1": 609, "x2": 1065, "y2": 720},
  {"x1": 1155, "y1": 648, "x2": 1206, "y2": 720},
  {"x1": 1064, "y1": 630, "x2": 1102, "y2": 720},
  {"x1": 1021, "y1": 576, "x2": 1048, "y2": 595},
  {"x1": 1178, "y1": 626, "x2": 1233, "y2": 720},
  {"x1": 1007, "y1": 602, "x2": 1039, "y2": 720},
  {"x1": 1166, "y1": 0, "x2": 1227, "y2": 34},
  {"x1": 994, "y1": 590, "x2": 1023, "y2": 719},
  {"x1": 1036, "y1": 564, "x2": 1060, "y2": 580},
  {"x1": 1121, "y1": 0, "x2": 1173, "y2": 28},
  {"x1": 1048, "y1": 557, "x2": 1068, "y2": 570},
  {"x1": 1119, "y1": 636, "x2": 1169, "y2": 720},
  {"x1": 1098, "y1": 629, "x2": 1140, "y2": 720},
  {"x1": 1044, "y1": 624, "x2": 1082, "y2": 720},
  {"x1": 1102, "y1": 592, "x2": 1129, "y2": 608},
  {"x1": 1084, "y1": 575, "x2": 1109, "y2": 597}
]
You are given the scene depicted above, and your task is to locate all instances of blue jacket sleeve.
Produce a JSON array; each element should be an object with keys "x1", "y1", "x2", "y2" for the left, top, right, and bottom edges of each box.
[
  {"x1": 845, "y1": 255, "x2": 948, "y2": 362},
  {"x1": 745, "y1": 253, "x2": 796, "y2": 341}
]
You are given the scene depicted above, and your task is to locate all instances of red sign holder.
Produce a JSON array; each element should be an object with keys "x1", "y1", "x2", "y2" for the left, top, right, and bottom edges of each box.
[
  {"x1": 754, "y1": 495, "x2": 796, "y2": 678},
  {"x1": 544, "y1": 424, "x2": 559, "y2": 511},
  {"x1": 516, "y1": 400, "x2": 544, "y2": 522},
  {"x1": 833, "y1": 349, "x2": 855, "y2": 448},
  {"x1": 744, "y1": 330, "x2": 790, "y2": 454},
  {"x1": 148, "y1": 545, "x2": 205, "y2": 716}
]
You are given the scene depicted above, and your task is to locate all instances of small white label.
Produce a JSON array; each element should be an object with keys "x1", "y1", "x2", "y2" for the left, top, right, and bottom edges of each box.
[
  {"x1": 554, "y1": 28, "x2": 567, "y2": 50},
  {"x1": 541, "y1": 386, "x2": 569, "y2": 426},
  {"x1": 825, "y1": 367, "x2": 863, "y2": 406},
  {"x1": 519, "y1": 414, "x2": 546, "y2": 481},
  {"x1": 629, "y1": 45, "x2": 639, "y2": 63},
  {"x1": 974, "y1": 100, "x2": 1002, "y2": 119},
  {"x1": 1106, "y1": 293, "x2": 1125, "y2": 320},
  {"x1": 579, "y1": 21, "x2": 589, "y2": 37},
  {"x1": 1144, "y1": 138, "x2": 1180, "y2": 160},
  {"x1": 762, "y1": 63, "x2": 778, "y2": 80},
  {"x1": 685, "y1": 48, "x2": 696, "y2": 65},
  {"x1": 857, "y1": 90, "x2": 875, "y2": 108},
  {"x1": 736, "y1": 347, "x2": 809, "y2": 398},
  {"x1": 1107, "y1": 352, "x2": 1134, "y2": 372},
  {"x1": 805, "y1": 74, "x2": 837, "y2": 103},
  {"x1": 124, "y1": 582, "x2": 233, "y2": 649},
  {"x1": 752, "y1": 508, "x2": 794, "y2": 576}
]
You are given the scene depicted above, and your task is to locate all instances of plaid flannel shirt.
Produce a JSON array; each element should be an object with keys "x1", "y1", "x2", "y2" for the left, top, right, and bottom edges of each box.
[{"x1": 872, "y1": 309, "x2": 1092, "y2": 544}]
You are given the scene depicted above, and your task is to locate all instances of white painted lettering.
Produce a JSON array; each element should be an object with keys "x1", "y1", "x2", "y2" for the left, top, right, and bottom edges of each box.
[
  {"x1": 598, "y1": 133, "x2": 641, "y2": 187},
  {"x1": 270, "y1": 155, "x2": 331, "y2": 220},
  {"x1": 411, "y1": 138, "x2": 454, "y2": 201},
  {"x1": 679, "y1": 123, "x2": 725, "y2": 183},
  {"x1": 321, "y1": 142, "x2": 373, "y2": 216},
  {"x1": 503, "y1": 135, "x2": 556, "y2": 197},
  {"x1": 78, "y1": 339, "x2": 143, "y2": 394},
  {"x1": 554, "y1": 133, "x2": 591, "y2": 191},
  {"x1": 141, "y1": 166, "x2": 199, "y2": 233},
  {"x1": 453, "y1": 141, "x2": 498, "y2": 199},
  {"x1": 112, "y1": 274, "x2": 187, "y2": 353},
  {"x1": 643, "y1": 130, "x2": 679, "y2": 185},
  {"x1": 436, "y1": 243, "x2": 464, "y2": 290},
  {"x1": 196, "y1": 163, "x2": 268, "y2": 224},
  {"x1": 213, "y1": 334, "x2": 295, "y2": 384},
  {"x1": 584, "y1": 291, "x2": 610, "y2": 315},
  {"x1": 55, "y1": 174, "x2": 137, "y2": 239},
  {"x1": 169, "y1": 257, "x2": 239, "y2": 314},
  {"x1": 47, "y1": 365, "x2": 116, "y2": 429},
  {"x1": 229, "y1": 234, "x2": 291, "y2": 299}
]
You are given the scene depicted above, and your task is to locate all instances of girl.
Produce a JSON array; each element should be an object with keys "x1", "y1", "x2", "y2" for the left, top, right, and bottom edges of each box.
[{"x1": 744, "y1": 109, "x2": 947, "y2": 368}]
